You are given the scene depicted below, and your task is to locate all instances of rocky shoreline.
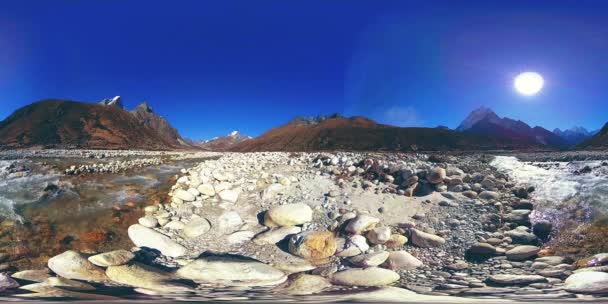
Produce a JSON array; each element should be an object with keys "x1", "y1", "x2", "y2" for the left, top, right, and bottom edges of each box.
[{"x1": 1, "y1": 151, "x2": 608, "y2": 301}]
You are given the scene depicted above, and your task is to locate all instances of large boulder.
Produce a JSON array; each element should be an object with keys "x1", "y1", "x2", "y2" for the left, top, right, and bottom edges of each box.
[
  {"x1": 176, "y1": 256, "x2": 286, "y2": 287},
  {"x1": 288, "y1": 231, "x2": 337, "y2": 261},
  {"x1": 47, "y1": 251, "x2": 108, "y2": 282},
  {"x1": 331, "y1": 267, "x2": 400, "y2": 287},
  {"x1": 564, "y1": 272, "x2": 608, "y2": 294},
  {"x1": 106, "y1": 263, "x2": 189, "y2": 293},
  {"x1": 128, "y1": 224, "x2": 187, "y2": 258},
  {"x1": 264, "y1": 203, "x2": 312, "y2": 227}
]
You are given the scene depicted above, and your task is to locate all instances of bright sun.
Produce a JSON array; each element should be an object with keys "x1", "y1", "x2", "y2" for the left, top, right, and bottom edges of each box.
[{"x1": 514, "y1": 72, "x2": 544, "y2": 96}]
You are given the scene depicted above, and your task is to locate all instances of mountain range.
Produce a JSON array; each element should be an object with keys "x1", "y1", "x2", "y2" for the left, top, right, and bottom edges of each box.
[
  {"x1": 187, "y1": 131, "x2": 252, "y2": 151},
  {"x1": 1, "y1": 99, "x2": 607, "y2": 151}
]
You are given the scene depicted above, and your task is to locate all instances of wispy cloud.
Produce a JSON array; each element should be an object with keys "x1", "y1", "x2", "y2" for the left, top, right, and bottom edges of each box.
[{"x1": 382, "y1": 105, "x2": 423, "y2": 127}]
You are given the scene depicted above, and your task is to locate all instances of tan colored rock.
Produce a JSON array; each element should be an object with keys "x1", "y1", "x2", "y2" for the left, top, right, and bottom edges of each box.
[
  {"x1": 47, "y1": 251, "x2": 108, "y2": 282},
  {"x1": 106, "y1": 263, "x2": 189, "y2": 293},
  {"x1": 88, "y1": 250, "x2": 135, "y2": 267},
  {"x1": 367, "y1": 227, "x2": 391, "y2": 244},
  {"x1": 288, "y1": 231, "x2": 337, "y2": 261},
  {"x1": 177, "y1": 256, "x2": 286, "y2": 287},
  {"x1": 382, "y1": 251, "x2": 423, "y2": 270},
  {"x1": 283, "y1": 274, "x2": 330, "y2": 295},
  {"x1": 331, "y1": 267, "x2": 400, "y2": 287},
  {"x1": 410, "y1": 229, "x2": 445, "y2": 248},
  {"x1": 385, "y1": 234, "x2": 408, "y2": 249},
  {"x1": 11, "y1": 270, "x2": 52, "y2": 282}
]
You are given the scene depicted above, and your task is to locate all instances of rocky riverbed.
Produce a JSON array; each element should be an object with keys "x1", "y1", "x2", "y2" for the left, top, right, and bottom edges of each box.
[{"x1": 1, "y1": 151, "x2": 608, "y2": 302}]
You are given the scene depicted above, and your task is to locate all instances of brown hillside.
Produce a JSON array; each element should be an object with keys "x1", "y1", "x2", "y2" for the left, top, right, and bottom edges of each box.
[
  {"x1": 0, "y1": 99, "x2": 177, "y2": 150},
  {"x1": 232, "y1": 116, "x2": 535, "y2": 152}
]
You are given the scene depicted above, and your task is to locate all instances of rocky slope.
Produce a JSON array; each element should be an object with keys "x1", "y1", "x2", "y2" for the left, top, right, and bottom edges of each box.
[
  {"x1": 457, "y1": 107, "x2": 567, "y2": 149},
  {"x1": 578, "y1": 122, "x2": 608, "y2": 149},
  {"x1": 130, "y1": 102, "x2": 191, "y2": 148},
  {"x1": 190, "y1": 131, "x2": 251, "y2": 151},
  {"x1": 3, "y1": 152, "x2": 608, "y2": 301},
  {"x1": 0, "y1": 99, "x2": 178, "y2": 150},
  {"x1": 232, "y1": 116, "x2": 527, "y2": 152}
]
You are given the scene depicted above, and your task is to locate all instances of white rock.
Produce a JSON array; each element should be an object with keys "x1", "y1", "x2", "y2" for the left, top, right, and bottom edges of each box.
[
  {"x1": 177, "y1": 256, "x2": 287, "y2": 287},
  {"x1": 367, "y1": 227, "x2": 391, "y2": 244},
  {"x1": 182, "y1": 218, "x2": 211, "y2": 239},
  {"x1": 174, "y1": 189, "x2": 195, "y2": 202},
  {"x1": 265, "y1": 203, "x2": 313, "y2": 227},
  {"x1": 218, "y1": 190, "x2": 239, "y2": 203},
  {"x1": 227, "y1": 231, "x2": 255, "y2": 244},
  {"x1": 197, "y1": 184, "x2": 216, "y2": 196},
  {"x1": 218, "y1": 211, "x2": 243, "y2": 234},
  {"x1": 382, "y1": 251, "x2": 423, "y2": 270},
  {"x1": 331, "y1": 267, "x2": 400, "y2": 287},
  {"x1": 138, "y1": 216, "x2": 158, "y2": 228},
  {"x1": 128, "y1": 224, "x2": 187, "y2": 258},
  {"x1": 565, "y1": 272, "x2": 608, "y2": 294}
]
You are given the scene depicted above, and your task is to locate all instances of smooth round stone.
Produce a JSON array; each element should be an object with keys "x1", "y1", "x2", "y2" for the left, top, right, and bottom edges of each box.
[
  {"x1": 335, "y1": 235, "x2": 369, "y2": 257},
  {"x1": 331, "y1": 267, "x2": 400, "y2": 287},
  {"x1": 565, "y1": 271, "x2": 608, "y2": 294},
  {"x1": 128, "y1": 224, "x2": 187, "y2": 258},
  {"x1": 107, "y1": 263, "x2": 190, "y2": 293},
  {"x1": 182, "y1": 218, "x2": 211, "y2": 239},
  {"x1": 344, "y1": 214, "x2": 380, "y2": 235},
  {"x1": 410, "y1": 229, "x2": 445, "y2": 248},
  {"x1": 88, "y1": 250, "x2": 135, "y2": 267},
  {"x1": 382, "y1": 251, "x2": 423, "y2": 270},
  {"x1": 367, "y1": 227, "x2": 391, "y2": 244},
  {"x1": 44, "y1": 277, "x2": 96, "y2": 291},
  {"x1": 264, "y1": 203, "x2": 313, "y2": 227},
  {"x1": 177, "y1": 256, "x2": 286, "y2": 287},
  {"x1": 283, "y1": 274, "x2": 330, "y2": 295},
  {"x1": 197, "y1": 184, "x2": 216, "y2": 196},
  {"x1": 348, "y1": 251, "x2": 390, "y2": 267},
  {"x1": 47, "y1": 251, "x2": 108, "y2": 282},
  {"x1": 0, "y1": 273, "x2": 19, "y2": 292},
  {"x1": 506, "y1": 245, "x2": 540, "y2": 261},
  {"x1": 174, "y1": 189, "x2": 195, "y2": 202},
  {"x1": 138, "y1": 216, "x2": 159, "y2": 228},
  {"x1": 11, "y1": 270, "x2": 52, "y2": 283}
]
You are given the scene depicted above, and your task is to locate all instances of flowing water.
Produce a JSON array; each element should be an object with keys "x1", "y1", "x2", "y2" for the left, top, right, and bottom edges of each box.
[
  {"x1": 491, "y1": 155, "x2": 608, "y2": 257},
  {"x1": 0, "y1": 157, "x2": 211, "y2": 270}
]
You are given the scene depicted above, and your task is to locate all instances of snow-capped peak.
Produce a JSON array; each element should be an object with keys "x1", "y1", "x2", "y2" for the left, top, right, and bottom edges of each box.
[{"x1": 229, "y1": 131, "x2": 239, "y2": 137}]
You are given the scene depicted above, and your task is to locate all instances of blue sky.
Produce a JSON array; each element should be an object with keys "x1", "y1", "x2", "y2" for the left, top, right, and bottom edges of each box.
[{"x1": 1, "y1": 0, "x2": 608, "y2": 139}]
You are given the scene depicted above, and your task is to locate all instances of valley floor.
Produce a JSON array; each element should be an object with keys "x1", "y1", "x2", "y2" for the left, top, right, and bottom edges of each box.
[{"x1": 0, "y1": 149, "x2": 608, "y2": 302}]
